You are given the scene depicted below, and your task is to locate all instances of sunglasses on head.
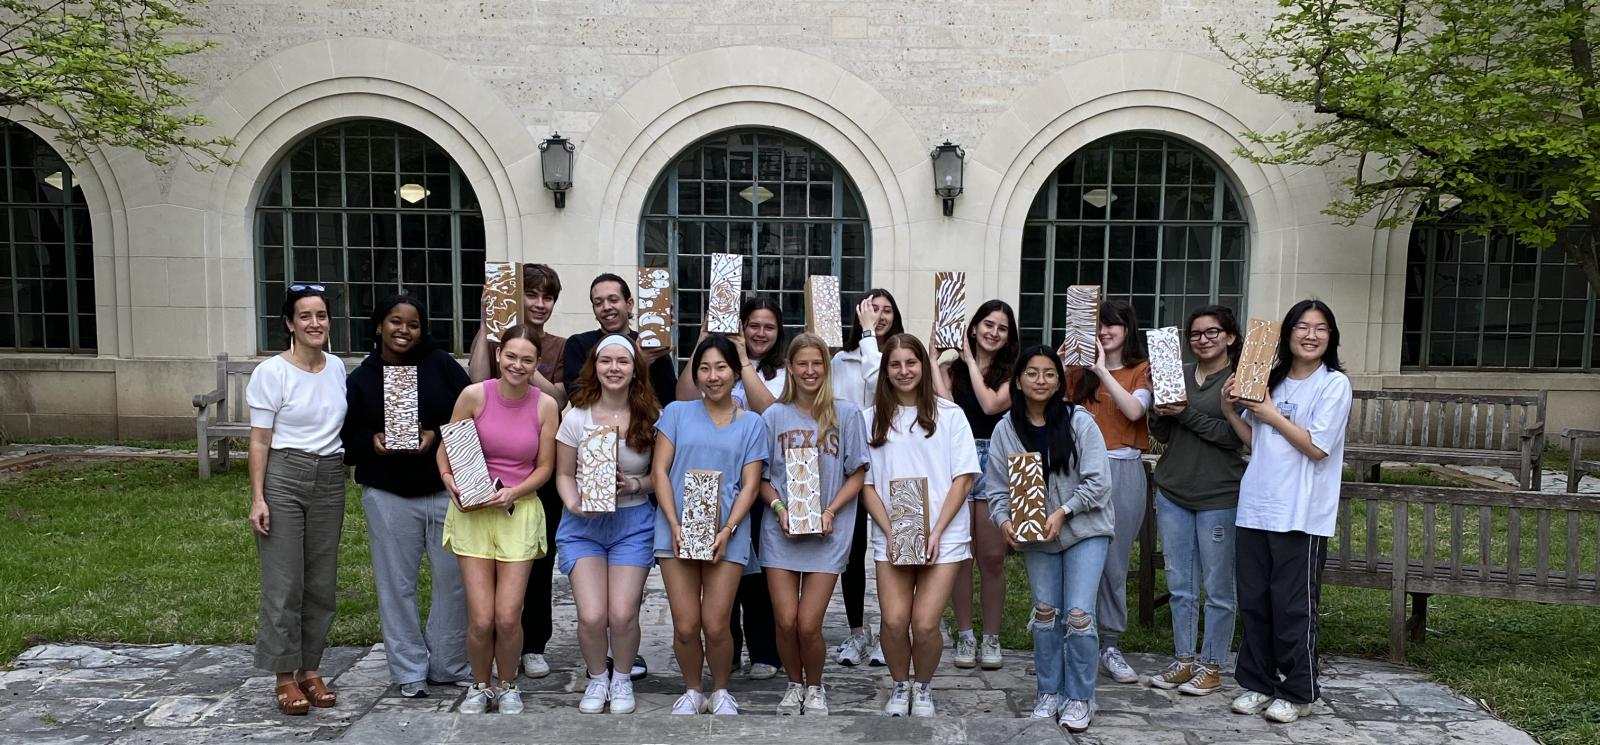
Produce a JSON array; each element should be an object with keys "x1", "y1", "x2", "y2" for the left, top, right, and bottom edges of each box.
[{"x1": 289, "y1": 284, "x2": 326, "y2": 293}]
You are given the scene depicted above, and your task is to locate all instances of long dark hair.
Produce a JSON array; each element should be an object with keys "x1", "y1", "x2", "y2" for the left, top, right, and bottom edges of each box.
[
  {"x1": 691, "y1": 334, "x2": 743, "y2": 391},
  {"x1": 1069, "y1": 298, "x2": 1146, "y2": 404},
  {"x1": 280, "y1": 285, "x2": 329, "y2": 349},
  {"x1": 1268, "y1": 299, "x2": 1344, "y2": 390},
  {"x1": 843, "y1": 288, "x2": 905, "y2": 352},
  {"x1": 868, "y1": 334, "x2": 938, "y2": 448},
  {"x1": 951, "y1": 299, "x2": 1019, "y2": 392},
  {"x1": 740, "y1": 296, "x2": 785, "y2": 381},
  {"x1": 1011, "y1": 345, "x2": 1080, "y2": 475},
  {"x1": 368, "y1": 294, "x2": 435, "y2": 360},
  {"x1": 1186, "y1": 304, "x2": 1243, "y2": 363}
]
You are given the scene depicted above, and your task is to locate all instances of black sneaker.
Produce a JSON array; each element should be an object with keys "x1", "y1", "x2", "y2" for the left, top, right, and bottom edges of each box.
[{"x1": 606, "y1": 655, "x2": 650, "y2": 682}]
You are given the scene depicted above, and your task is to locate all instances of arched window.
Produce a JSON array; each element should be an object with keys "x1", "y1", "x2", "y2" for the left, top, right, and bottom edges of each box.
[
  {"x1": 1020, "y1": 134, "x2": 1248, "y2": 346},
  {"x1": 640, "y1": 129, "x2": 870, "y2": 358},
  {"x1": 255, "y1": 121, "x2": 485, "y2": 354},
  {"x1": 1402, "y1": 209, "x2": 1596, "y2": 370},
  {"x1": 0, "y1": 120, "x2": 94, "y2": 352}
]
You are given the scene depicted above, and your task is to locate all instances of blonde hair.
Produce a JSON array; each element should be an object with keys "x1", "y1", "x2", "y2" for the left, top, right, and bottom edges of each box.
[{"x1": 777, "y1": 333, "x2": 839, "y2": 436}]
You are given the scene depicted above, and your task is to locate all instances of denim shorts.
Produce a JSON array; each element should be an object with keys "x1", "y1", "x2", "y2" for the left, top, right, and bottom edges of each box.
[
  {"x1": 967, "y1": 438, "x2": 992, "y2": 501},
  {"x1": 556, "y1": 501, "x2": 657, "y2": 574}
]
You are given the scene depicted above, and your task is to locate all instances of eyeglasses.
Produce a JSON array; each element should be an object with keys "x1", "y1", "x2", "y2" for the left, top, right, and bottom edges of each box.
[
  {"x1": 1292, "y1": 323, "x2": 1332, "y2": 337},
  {"x1": 289, "y1": 284, "x2": 325, "y2": 293},
  {"x1": 1188, "y1": 327, "x2": 1225, "y2": 342}
]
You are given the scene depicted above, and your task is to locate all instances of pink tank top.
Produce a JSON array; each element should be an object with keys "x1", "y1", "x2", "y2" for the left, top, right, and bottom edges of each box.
[{"x1": 475, "y1": 379, "x2": 541, "y2": 486}]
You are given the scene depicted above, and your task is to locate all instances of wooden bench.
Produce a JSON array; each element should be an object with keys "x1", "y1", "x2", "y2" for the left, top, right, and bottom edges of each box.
[
  {"x1": 1345, "y1": 390, "x2": 1547, "y2": 490},
  {"x1": 1564, "y1": 429, "x2": 1600, "y2": 493},
  {"x1": 190, "y1": 353, "x2": 357, "y2": 479}
]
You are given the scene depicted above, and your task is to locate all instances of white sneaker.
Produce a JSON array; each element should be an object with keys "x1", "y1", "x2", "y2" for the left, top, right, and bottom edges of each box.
[
  {"x1": 459, "y1": 682, "x2": 493, "y2": 714},
  {"x1": 671, "y1": 689, "x2": 706, "y2": 715},
  {"x1": 1231, "y1": 690, "x2": 1274, "y2": 715},
  {"x1": 803, "y1": 685, "x2": 828, "y2": 716},
  {"x1": 1029, "y1": 693, "x2": 1062, "y2": 719},
  {"x1": 868, "y1": 642, "x2": 886, "y2": 667},
  {"x1": 1100, "y1": 647, "x2": 1138, "y2": 683},
  {"x1": 1263, "y1": 698, "x2": 1314, "y2": 723},
  {"x1": 952, "y1": 635, "x2": 977, "y2": 669},
  {"x1": 1058, "y1": 698, "x2": 1092, "y2": 732},
  {"x1": 747, "y1": 662, "x2": 779, "y2": 680},
  {"x1": 578, "y1": 675, "x2": 609, "y2": 714},
  {"x1": 910, "y1": 686, "x2": 935, "y2": 717},
  {"x1": 494, "y1": 685, "x2": 523, "y2": 715},
  {"x1": 776, "y1": 682, "x2": 804, "y2": 715},
  {"x1": 979, "y1": 635, "x2": 1003, "y2": 670},
  {"x1": 883, "y1": 681, "x2": 911, "y2": 717},
  {"x1": 708, "y1": 689, "x2": 739, "y2": 716},
  {"x1": 522, "y1": 653, "x2": 549, "y2": 679},
  {"x1": 837, "y1": 632, "x2": 871, "y2": 666},
  {"x1": 609, "y1": 676, "x2": 635, "y2": 714}
]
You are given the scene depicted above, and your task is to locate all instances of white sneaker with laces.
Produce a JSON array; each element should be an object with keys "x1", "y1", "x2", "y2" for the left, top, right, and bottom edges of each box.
[
  {"x1": 670, "y1": 689, "x2": 706, "y2": 716},
  {"x1": 803, "y1": 685, "x2": 828, "y2": 716},
  {"x1": 521, "y1": 653, "x2": 550, "y2": 679},
  {"x1": 747, "y1": 662, "x2": 779, "y2": 680},
  {"x1": 708, "y1": 689, "x2": 739, "y2": 715},
  {"x1": 608, "y1": 675, "x2": 635, "y2": 714},
  {"x1": 1029, "y1": 693, "x2": 1062, "y2": 719},
  {"x1": 952, "y1": 635, "x2": 977, "y2": 669},
  {"x1": 578, "y1": 675, "x2": 609, "y2": 714},
  {"x1": 1231, "y1": 690, "x2": 1274, "y2": 715},
  {"x1": 1263, "y1": 698, "x2": 1314, "y2": 723},
  {"x1": 398, "y1": 682, "x2": 427, "y2": 698},
  {"x1": 1100, "y1": 647, "x2": 1138, "y2": 683},
  {"x1": 494, "y1": 685, "x2": 524, "y2": 715},
  {"x1": 910, "y1": 686, "x2": 935, "y2": 717},
  {"x1": 777, "y1": 682, "x2": 804, "y2": 715},
  {"x1": 459, "y1": 682, "x2": 493, "y2": 714},
  {"x1": 868, "y1": 642, "x2": 886, "y2": 667},
  {"x1": 1058, "y1": 698, "x2": 1092, "y2": 732},
  {"x1": 883, "y1": 681, "x2": 911, "y2": 717},
  {"x1": 979, "y1": 635, "x2": 1003, "y2": 669},
  {"x1": 837, "y1": 632, "x2": 870, "y2": 666}
]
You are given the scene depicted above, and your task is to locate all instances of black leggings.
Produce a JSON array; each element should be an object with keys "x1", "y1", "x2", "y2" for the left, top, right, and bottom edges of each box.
[
  {"x1": 521, "y1": 481, "x2": 562, "y2": 655},
  {"x1": 841, "y1": 501, "x2": 869, "y2": 629}
]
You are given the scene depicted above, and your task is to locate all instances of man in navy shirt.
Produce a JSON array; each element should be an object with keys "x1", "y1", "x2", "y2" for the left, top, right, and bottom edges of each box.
[{"x1": 563, "y1": 273, "x2": 678, "y2": 406}]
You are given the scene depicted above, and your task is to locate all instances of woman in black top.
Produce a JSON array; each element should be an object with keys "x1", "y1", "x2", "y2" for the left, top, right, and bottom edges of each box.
[{"x1": 341, "y1": 295, "x2": 473, "y2": 696}]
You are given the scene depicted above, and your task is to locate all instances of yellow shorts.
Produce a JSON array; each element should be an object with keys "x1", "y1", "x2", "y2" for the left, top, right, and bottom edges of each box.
[{"x1": 442, "y1": 497, "x2": 547, "y2": 563}]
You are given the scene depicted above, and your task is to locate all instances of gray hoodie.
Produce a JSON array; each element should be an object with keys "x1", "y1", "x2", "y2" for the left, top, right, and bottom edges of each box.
[{"x1": 983, "y1": 409, "x2": 1115, "y2": 553}]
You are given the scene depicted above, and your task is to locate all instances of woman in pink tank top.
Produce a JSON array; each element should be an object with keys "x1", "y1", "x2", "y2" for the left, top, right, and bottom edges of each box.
[{"x1": 438, "y1": 324, "x2": 558, "y2": 714}]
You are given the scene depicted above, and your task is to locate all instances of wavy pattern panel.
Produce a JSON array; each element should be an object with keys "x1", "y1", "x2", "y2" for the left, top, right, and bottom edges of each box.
[
  {"x1": 577, "y1": 425, "x2": 618, "y2": 513},
  {"x1": 382, "y1": 365, "x2": 420, "y2": 451},
  {"x1": 933, "y1": 271, "x2": 967, "y2": 350},
  {"x1": 1147, "y1": 326, "x2": 1188, "y2": 407},
  {"x1": 636, "y1": 267, "x2": 673, "y2": 349},
  {"x1": 440, "y1": 419, "x2": 497, "y2": 510},
  {"x1": 1060, "y1": 285, "x2": 1101, "y2": 367},
  {"x1": 482, "y1": 262, "x2": 523, "y2": 343},
  {"x1": 888, "y1": 477, "x2": 929, "y2": 565}
]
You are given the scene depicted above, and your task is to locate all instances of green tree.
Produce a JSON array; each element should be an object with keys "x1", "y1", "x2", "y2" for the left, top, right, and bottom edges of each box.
[
  {"x1": 1212, "y1": 0, "x2": 1600, "y2": 291},
  {"x1": 1, "y1": 0, "x2": 229, "y2": 166}
]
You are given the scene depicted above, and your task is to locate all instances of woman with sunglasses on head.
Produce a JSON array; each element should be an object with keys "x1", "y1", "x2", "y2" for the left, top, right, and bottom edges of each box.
[
  {"x1": 438, "y1": 324, "x2": 559, "y2": 715},
  {"x1": 1221, "y1": 300, "x2": 1351, "y2": 724},
  {"x1": 982, "y1": 345, "x2": 1112, "y2": 733},
  {"x1": 1144, "y1": 306, "x2": 1246, "y2": 698},
  {"x1": 861, "y1": 334, "x2": 979, "y2": 718},
  {"x1": 758, "y1": 333, "x2": 869, "y2": 716},
  {"x1": 932, "y1": 299, "x2": 1019, "y2": 671},
  {"x1": 555, "y1": 335, "x2": 660, "y2": 715},
  {"x1": 341, "y1": 295, "x2": 472, "y2": 698},
  {"x1": 1061, "y1": 298, "x2": 1151, "y2": 685},
  {"x1": 830, "y1": 289, "x2": 904, "y2": 668},
  {"x1": 246, "y1": 284, "x2": 348, "y2": 716}
]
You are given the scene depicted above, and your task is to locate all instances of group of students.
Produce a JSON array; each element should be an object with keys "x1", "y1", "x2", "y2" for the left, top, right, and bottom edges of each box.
[{"x1": 244, "y1": 263, "x2": 1353, "y2": 733}]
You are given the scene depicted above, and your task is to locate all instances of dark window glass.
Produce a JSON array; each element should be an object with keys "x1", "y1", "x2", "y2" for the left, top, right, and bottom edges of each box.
[{"x1": 0, "y1": 120, "x2": 94, "y2": 352}]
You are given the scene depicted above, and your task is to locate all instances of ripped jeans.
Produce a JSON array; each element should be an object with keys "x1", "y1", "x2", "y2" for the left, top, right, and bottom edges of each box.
[
  {"x1": 1022, "y1": 536, "x2": 1109, "y2": 701},
  {"x1": 1155, "y1": 491, "x2": 1237, "y2": 666}
]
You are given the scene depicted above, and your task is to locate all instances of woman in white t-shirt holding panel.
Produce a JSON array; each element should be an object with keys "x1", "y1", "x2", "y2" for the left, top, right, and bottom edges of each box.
[
  {"x1": 860, "y1": 334, "x2": 979, "y2": 719},
  {"x1": 245, "y1": 285, "x2": 348, "y2": 716},
  {"x1": 1221, "y1": 299, "x2": 1353, "y2": 726}
]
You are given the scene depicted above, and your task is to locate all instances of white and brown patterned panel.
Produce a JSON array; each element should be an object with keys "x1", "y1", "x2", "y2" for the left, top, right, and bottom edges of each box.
[
  {"x1": 577, "y1": 425, "x2": 618, "y2": 513},
  {"x1": 1236, "y1": 319, "x2": 1280, "y2": 402},
  {"x1": 636, "y1": 267, "x2": 673, "y2": 349},
  {"x1": 1147, "y1": 326, "x2": 1188, "y2": 407},
  {"x1": 783, "y1": 446, "x2": 823, "y2": 535},
  {"x1": 482, "y1": 262, "x2": 523, "y2": 343},
  {"x1": 805, "y1": 275, "x2": 843, "y2": 348},
  {"x1": 888, "y1": 477, "x2": 929, "y2": 565},
  {"x1": 440, "y1": 419, "x2": 497, "y2": 509},
  {"x1": 706, "y1": 253, "x2": 743, "y2": 334},
  {"x1": 1060, "y1": 284, "x2": 1102, "y2": 367},
  {"x1": 678, "y1": 469, "x2": 722, "y2": 561},
  {"x1": 1008, "y1": 452, "x2": 1049, "y2": 543},
  {"x1": 932, "y1": 271, "x2": 967, "y2": 350},
  {"x1": 382, "y1": 365, "x2": 420, "y2": 451}
]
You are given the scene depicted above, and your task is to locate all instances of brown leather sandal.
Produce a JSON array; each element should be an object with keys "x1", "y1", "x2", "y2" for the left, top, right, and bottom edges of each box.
[
  {"x1": 298, "y1": 675, "x2": 337, "y2": 708},
  {"x1": 275, "y1": 681, "x2": 310, "y2": 715}
]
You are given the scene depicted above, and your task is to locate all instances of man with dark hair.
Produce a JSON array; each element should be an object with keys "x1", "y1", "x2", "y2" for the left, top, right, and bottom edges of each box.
[{"x1": 562, "y1": 273, "x2": 677, "y2": 407}]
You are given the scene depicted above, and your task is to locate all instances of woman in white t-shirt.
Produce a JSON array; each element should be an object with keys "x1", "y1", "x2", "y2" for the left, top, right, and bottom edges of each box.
[
  {"x1": 1221, "y1": 299, "x2": 1353, "y2": 725},
  {"x1": 245, "y1": 285, "x2": 348, "y2": 716},
  {"x1": 861, "y1": 334, "x2": 979, "y2": 718}
]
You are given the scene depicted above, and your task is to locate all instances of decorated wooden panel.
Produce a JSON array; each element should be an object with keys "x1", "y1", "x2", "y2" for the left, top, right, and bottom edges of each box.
[
  {"x1": 1007, "y1": 452, "x2": 1049, "y2": 543},
  {"x1": 887, "y1": 477, "x2": 930, "y2": 565},
  {"x1": 440, "y1": 419, "x2": 497, "y2": 510},
  {"x1": 481, "y1": 262, "x2": 523, "y2": 343},
  {"x1": 678, "y1": 469, "x2": 722, "y2": 561},
  {"x1": 932, "y1": 271, "x2": 967, "y2": 350},
  {"x1": 783, "y1": 446, "x2": 824, "y2": 535},
  {"x1": 805, "y1": 275, "x2": 843, "y2": 348},
  {"x1": 1147, "y1": 326, "x2": 1188, "y2": 407},
  {"x1": 1060, "y1": 285, "x2": 1101, "y2": 367},
  {"x1": 636, "y1": 267, "x2": 673, "y2": 349},
  {"x1": 577, "y1": 425, "x2": 618, "y2": 513},
  {"x1": 1236, "y1": 319, "x2": 1281, "y2": 403},
  {"x1": 706, "y1": 253, "x2": 743, "y2": 334},
  {"x1": 382, "y1": 365, "x2": 421, "y2": 451}
]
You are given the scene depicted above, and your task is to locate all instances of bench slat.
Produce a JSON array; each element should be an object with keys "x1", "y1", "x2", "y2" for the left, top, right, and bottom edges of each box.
[
  {"x1": 1341, "y1": 483, "x2": 1600, "y2": 513},
  {"x1": 1508, "y1": 508, "x2": 1522, "y2": 583},
  {"x1": 1365, "y1": 499, "x2": 1379, "y2": 572},
  {"x1": 1479, "y1": 506, "x2": 1492, "y2": 579},
  {"x1": 1338, "y1": 499, "x2": 1352, "y2": 571},
  {"x1": 1422, "y1": 503, "x2": 1436, "y2": 576},
  {"x1": 1568, "y1": 512, "x2": 1582, "y2": 590},
  {"x1": 1536, "y1": 509, "x2": 1551, "y2": 587},
  {"x1": 1450, "y1": 505, "x2": 1463, "y2": 581}
]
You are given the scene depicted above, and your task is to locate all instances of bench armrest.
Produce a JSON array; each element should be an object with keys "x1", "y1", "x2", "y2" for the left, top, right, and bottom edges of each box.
[
  {"x1": 1520, "y1": 419, "x2": 1545, "y2": 439},
  {"x1": 192, "y1": 388, "x2": 225, "y2": 409},
  {"x1": 1565, "y1": 428, "x2": 1600, "y2": 441}
]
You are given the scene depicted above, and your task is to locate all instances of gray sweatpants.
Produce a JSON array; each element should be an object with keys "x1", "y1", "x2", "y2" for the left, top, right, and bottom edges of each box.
[
  {"x1": 256, "y1": 449, "x2": 346, "y2": 672},
  {"x1": 361, "y1": 486, "x2": 470, "y2": 685},
  {"x1": 1097, "y1": 456, "x2": 1147, "y2": 649}
]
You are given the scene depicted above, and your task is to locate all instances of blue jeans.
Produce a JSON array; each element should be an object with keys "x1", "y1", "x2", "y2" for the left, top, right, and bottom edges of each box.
[
  {"x1": 1155, "y1": 491, "x2": 1237, "y2": 665},
  {"x1": 1022, "y1": 537, "x2": 1109, "y2": 701}
]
